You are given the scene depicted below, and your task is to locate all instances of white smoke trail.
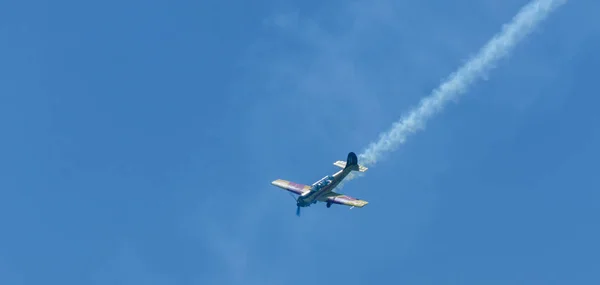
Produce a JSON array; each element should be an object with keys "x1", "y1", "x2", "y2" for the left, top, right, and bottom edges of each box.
[{"x1": 343, "y1": 0, "x2": 566, "y2": 184}]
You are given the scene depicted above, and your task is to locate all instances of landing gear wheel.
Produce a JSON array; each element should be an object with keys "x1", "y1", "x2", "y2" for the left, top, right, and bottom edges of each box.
[{"x1": 326, "y1": 202, "x2": 332, "y2": 208}]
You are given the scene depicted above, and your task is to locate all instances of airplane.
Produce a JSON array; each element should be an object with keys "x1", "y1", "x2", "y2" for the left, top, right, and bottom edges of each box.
[{"x1": 271, "y1": 152, "x2": 369, "y2": 216}]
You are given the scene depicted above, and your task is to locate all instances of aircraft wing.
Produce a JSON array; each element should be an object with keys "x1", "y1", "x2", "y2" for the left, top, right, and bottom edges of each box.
[
  {"x1": 271, "y1": 179, "x2": 311, "y2": 195},
  {"x1": 322, "y1": 193, "x2": 369, "y2": 208}
]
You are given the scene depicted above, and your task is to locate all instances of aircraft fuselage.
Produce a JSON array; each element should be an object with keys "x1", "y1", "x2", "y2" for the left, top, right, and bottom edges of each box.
[{"x1": 296, "y1": 168, "x2": 351, "y2": 207}]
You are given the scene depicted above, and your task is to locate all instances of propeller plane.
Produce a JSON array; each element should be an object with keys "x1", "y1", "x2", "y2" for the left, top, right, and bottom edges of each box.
[{"x1": 271, "y1": 152, "x2": 369, "y2": 216}]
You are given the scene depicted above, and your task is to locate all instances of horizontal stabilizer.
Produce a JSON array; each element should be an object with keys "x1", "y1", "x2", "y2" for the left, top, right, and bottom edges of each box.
[{"x1": 333, "y1": 160, "x2": 368, "y2": 172}]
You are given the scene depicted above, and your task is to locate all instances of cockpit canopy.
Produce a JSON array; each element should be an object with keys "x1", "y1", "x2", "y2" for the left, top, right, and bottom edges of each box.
[{"x1": 312, "y1": 175, "x2": 334, "y2": 191}]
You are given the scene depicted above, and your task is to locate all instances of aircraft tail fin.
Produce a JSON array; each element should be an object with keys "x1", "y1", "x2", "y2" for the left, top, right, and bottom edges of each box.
[{"x1": 333, "y1": 152, "x2": 368, "y2": 172}]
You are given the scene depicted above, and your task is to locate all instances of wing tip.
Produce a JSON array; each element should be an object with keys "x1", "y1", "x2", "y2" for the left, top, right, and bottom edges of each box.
[{"x1": 271, "y1": 179, "x2": 287, "y2": 187}]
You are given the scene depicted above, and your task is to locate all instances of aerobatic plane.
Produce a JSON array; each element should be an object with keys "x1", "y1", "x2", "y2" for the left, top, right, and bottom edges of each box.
[{"x1": 271, "y1": 152, "x2": 369, "y2": 216}]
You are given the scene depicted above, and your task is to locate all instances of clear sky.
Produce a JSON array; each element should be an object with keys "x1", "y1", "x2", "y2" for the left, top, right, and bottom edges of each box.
[{"x1": 1, "y1": 0, "x2": 599, "y2": 284}]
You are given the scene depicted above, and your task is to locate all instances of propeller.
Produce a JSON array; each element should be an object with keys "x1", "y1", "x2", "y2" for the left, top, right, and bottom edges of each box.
[
  {"x1": 287, "y1": 192, "x2": 297, "y2": 201},
  {"x1": 288, "y1": 192, "x2": 301, "y2": 217}
]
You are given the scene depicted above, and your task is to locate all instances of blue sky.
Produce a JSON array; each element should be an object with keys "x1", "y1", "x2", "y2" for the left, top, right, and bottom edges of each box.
[{"x1": 1, "y1": 0, "x2": 599, "y2": 284}]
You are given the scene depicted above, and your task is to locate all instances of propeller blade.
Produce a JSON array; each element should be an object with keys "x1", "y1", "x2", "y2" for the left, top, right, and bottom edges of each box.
[
  {"x1": 296, "y1": 206, "x2": 301, "y2": 216},
  {"x1": 288, "y1": 192, "x2": 297, "y2": 202}
]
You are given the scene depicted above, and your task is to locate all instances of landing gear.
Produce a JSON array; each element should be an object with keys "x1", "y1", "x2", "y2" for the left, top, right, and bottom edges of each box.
[{"x1": 326, "y1": 202, "x2": 332, "y2": 208}]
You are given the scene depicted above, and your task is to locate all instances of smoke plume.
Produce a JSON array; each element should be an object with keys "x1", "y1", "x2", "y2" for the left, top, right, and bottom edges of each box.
[{"x1": 345, "y1": 0, "x2": 566, "y2": 184}]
